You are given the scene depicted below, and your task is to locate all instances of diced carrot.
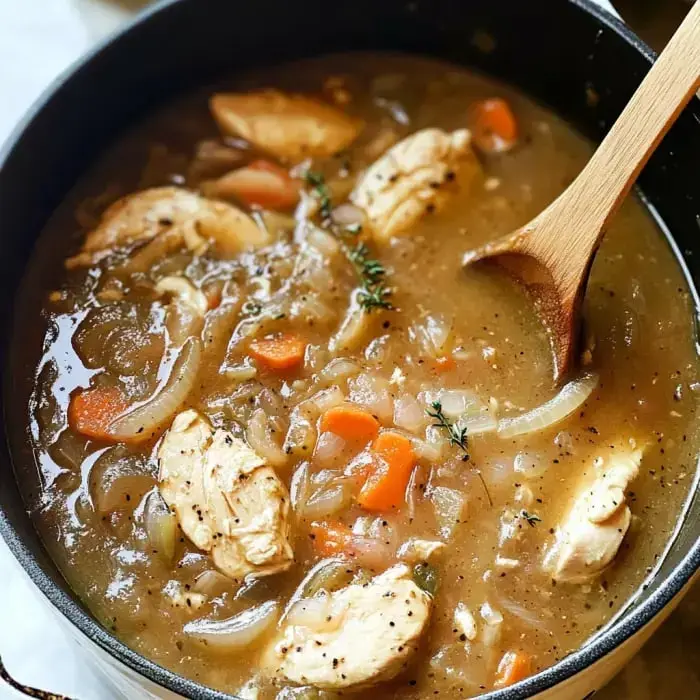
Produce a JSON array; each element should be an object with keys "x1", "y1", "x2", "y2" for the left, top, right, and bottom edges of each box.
[
  {"x1": 310, "y1": 520, "x2": 355, "y2": 556},
  {"x1": 68, "y1": 386, "x2": 129, "y2": 442},
  {"x1": 249, "y1": 333, "x2": 306, "y2": 371},
  {"x1": 494, "y1": 651, "x2": 532, "y2": 689},
  {"x1": 471, "y1": 98, "x2": 518, "y2": 154},
  {"x1": 220, "y1": 159, "x2": 300, "y2": 210},
  {"x1": 357, "y1": 432, "x2": 415, "y2": 512},
  {"x1": 320, "y1": 404, "x2": 380, "y2": 443},
  {"x1": 434, "y1": 355, "x2": 456, "y2": 374}
]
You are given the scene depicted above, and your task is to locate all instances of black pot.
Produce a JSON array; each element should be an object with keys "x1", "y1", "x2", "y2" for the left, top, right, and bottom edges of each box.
[{"x1": 0, "y1": 1, "x2": 698, "y2": 698}]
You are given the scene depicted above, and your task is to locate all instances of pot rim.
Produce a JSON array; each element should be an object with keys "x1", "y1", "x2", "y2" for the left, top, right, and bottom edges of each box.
[{"x1": 1, "y1": 0, "x2": 698, "y2": 698}]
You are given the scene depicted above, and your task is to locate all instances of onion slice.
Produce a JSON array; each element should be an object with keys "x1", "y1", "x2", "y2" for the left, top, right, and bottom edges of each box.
[
  {"x1": 183, "y1": 600, "x2": 279, "y2": 652},
  {"x1": 497, "y1": 372, "x2": 598, "y2": 439},
  {"x1": 108, "y1": 337, "x2": 202, "y2": 441}
]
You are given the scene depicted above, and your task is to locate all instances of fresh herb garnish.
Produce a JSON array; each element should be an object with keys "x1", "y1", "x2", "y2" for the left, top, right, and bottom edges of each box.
[
  {"x1": 520, "y1": 510, "x2": 542, "y2": 527},
  {"x1": 349, "y1": 243, "x2": 393, "y2": 311},
  {"x1": 426, "y1": 400, "x2": 493, "y2": 506},
  {"x1": 412, "y1": 562, "x2": 439, "y2": 596},
  {"x1": 427, "y1": 401, "x2": 469, "y2": 453},
  {"x1": 304, "y1": 169, "x2": 333, "y2": 222},
  {"x1": 303, "y1": 169, "x2": 392, "y2": 312},
  {"x1": 241, "y1": 299, "x2": 263, "y2": 316}
]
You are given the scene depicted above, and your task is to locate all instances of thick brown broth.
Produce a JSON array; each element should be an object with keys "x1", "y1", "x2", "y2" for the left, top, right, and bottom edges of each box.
[{"x1": 11, "y1": 54, "x2": 700, "y2": 698}]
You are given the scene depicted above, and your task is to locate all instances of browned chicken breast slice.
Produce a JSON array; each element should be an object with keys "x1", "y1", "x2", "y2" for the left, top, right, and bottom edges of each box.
[
  {"x1": 266, "y1": 564, "x2": 432, "y2": 690},
  {"x1": 351, "y1": 127, "x2": 479, "y2": 242},
  {"x1": 158, "y1": 410, "x2": 293, "y2": 582},
  {"x1": 545, "y1": 446, "x2": 643, "y2": 584},
  {"x1": 210, "y1": 90, "x2": 363, "y2": 162},
  {"x1": 66, "y1": 186, "x2": 269, "y2": 268}
]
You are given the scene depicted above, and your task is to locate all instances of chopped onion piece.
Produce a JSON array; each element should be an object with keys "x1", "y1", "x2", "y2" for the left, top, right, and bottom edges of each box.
[
  {"x1": 314, "y1": 432, "x2": 346, "y2": 465},
  {"x1": 246, "y1": 408, "x2": 287, "y2": 468},
  {"x1": 193, "y1": 570, "x2": 233, "y2": 597},
  {"x1": 330, "y1": 301, "x2": 371, "y2": 353},
  {"x1": 142, "y1": 489, "x2": 177, "y2": 563},
  {"x1": 497, "y1": 373, "x2": 598, "y2": 438},
  {"x1": 409, "y1": 314, "x2": 453, "y2": 358},
  {"x1": 393, "y1": 393, "x2": 425, "y2": 433},
  {"x1": 319, "y1": 357, "x2": 360, "y2": 382},
  {"x1": 108, "y1": 337, "x2": 202, "y2": 440},
  {"x1": 285, "y1": 594, "x2": 338, "y2": 632},
  {"x1": 430, "y1": 486, "x2": 467, "y2": 539},
  {"x1": 459, "y1": 411, "x2": 498, "y2": 436},
  {"x1": 292, "y1": 558, "x2": 354, "y2": 601},
  {"x1": 221, "y1": 362, "x2": 257, "y2": 381},
  {"x1": 183, "y1": 601, "x2": 279, "y2": 652},
  {"x1": 437, "y1": 389, "x2": 479, "y2": 419},
  {"x1": 513, "y1": 451, "x2": 547, "y2": 479},
  {"x1": 298, "y1": 480, "x2": 354, "y2": 520}
]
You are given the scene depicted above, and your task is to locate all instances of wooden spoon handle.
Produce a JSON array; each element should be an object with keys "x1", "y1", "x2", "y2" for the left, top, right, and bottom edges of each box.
[{"x1": 554, "y1": 2, "x2": 700, "y2": 250}]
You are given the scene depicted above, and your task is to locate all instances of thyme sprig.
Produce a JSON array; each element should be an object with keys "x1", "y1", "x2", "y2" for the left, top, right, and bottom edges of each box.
[
  {"x1": 427, "y1": 400, "x2": 469, "y2": 453},
  {"x1": 426, "y1": 400, "x2": 493, "y2": 507},
  {"x1": 349, "y1": 243, "x2": 393, "y2": 311},
  {"x1": 303, "y1": 169, "x2": 392, "y2": 312},
  {"x1": 520, "y1": 510, "x2": 542, "y2": 527}
]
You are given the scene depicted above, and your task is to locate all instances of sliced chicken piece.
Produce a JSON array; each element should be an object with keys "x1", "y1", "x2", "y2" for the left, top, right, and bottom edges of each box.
[
  {"x1": 157, "y1": 410, "x2": 293, "y2": 582},
  {"x1": 66, "y1": 187, "x2": 269, "y2": 268},
  {"x1": 545, "y1": 447, "x2": 643, "y2": 584},
  {"x1": 210, "y1": 90, "x2": 363, "y2": 162},
  {"x1": 266, "y1": 564, "x2": 431, "y2": 690},
  {"x1": 351, "y1": 127, "x2": 479, "y2": 242},
  {"x1": 397, "y1": 538, "x2": 446, "y2": 564}
]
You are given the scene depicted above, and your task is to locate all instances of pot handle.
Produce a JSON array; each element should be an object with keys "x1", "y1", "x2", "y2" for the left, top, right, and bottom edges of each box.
[{"x1": 0, "y1": 653, "x2": 77, "y2": 700}]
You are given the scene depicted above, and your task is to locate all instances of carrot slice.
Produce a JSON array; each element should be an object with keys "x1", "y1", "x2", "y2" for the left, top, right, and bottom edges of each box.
[
  {"x1": 310, "y1": 520, "x2": 355, "y2": 556},
  {"x1": 357, "y1": 432, "x2": 415, "y2": 512},
  {"x1": 494, "y1": 651, "x2": 532, "y2": 689},
  {"x1": 220, "y1": 159, "x2": 300, "y2": 210},
  {"x1": 471, "y1": 98, "x2": 518, "y2": 153},
  {"x1": 434, "y1": 355, "x2": 456, "y2": 374},
  {"x1": 320, "y1": 404, "x2": 380, "y2": 443},
  {"x1": 249, "y1": 333, "x2": 306, "y2": 371},
  {"x1": 68, "y1": 386, "x2": 129, "y2": 442}
]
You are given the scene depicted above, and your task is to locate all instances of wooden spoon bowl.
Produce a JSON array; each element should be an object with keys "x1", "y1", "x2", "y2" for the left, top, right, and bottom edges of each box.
[{"x1": 463, "y1": 2, "x2": 700, "y2": 383}]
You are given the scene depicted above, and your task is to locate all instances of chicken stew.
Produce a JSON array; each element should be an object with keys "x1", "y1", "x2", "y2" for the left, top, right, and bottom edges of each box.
[{"x1": 13, "y1": 54, "x2": 700, "y2": 698}]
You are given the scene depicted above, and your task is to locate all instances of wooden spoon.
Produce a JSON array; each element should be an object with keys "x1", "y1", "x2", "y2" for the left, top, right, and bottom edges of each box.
[{"x1": 463, "y1": 2, "x2": 700, "y2": 383}]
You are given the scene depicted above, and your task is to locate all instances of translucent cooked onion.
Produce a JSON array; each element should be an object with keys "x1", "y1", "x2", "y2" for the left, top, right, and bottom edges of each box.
[
  {"x1": 459, "y1": 411, "x2": 498, "y2": 436},
  {"x1": 193, "y1": 570, "x2": 233, "y2": 597},
  {"x1": 246, "y1": 408, "x2": 287, "y2": 468},
  {"x1": 293, "y1": 558, "x2": 355, "y2": 600},
  {"x1": 513, "y1": 450, "x2": 548, "y2": 479},
  {"x1": 142, "y1": 489, "x2": 177, "y2": 563},
  {"x1": 497, "y1": 372, "x2": 599, "y2": 439},
  {"x1": 409, "y1": 314, "x2": 453, "y2": 359},
  {"x1": 437, "y1": 389, "x2": 479, "y2": 419},
  {"x1": 284, "y1": 387, "x2": 345, "y2": 456},
  {"x1": 290, "y1": 461, "x2": 311, "y2": 513},
  {"x1": 109, "y1": 337, "x2": 202, "y2": 441},
  {"x1": 431, "y1": 486, "x2": 467, "y2": 539},
  {"x1": 349, "y1": 373, "x2": 393, "y2": 422},
  {"x1": 314, "y1": 432, "x2": 346, "y2": 464},
  {"x1": 394, "y1": 394, "x2": 425, "y2": 433},
  {"x1": 330, "y1": 301, "x2": 371, "y2": 353},
  {"x1": 183, "y1": 601, "x2": 279, "y2": 652},
  {"x1": 285, "y1": 594, "x2": 335, "y2": 631},
  {"x1": 298, "y1": 481, "x2": 354, "y2": 520},
  {"x1": 221, "y1": 362, "x2": 258, "y2": 382},
  {"x1": 319, "y1": 357, "x2": 360, "y2": 382},
  {"x1": 331, "y1": 203, "x2": 365, "y2": 228}
]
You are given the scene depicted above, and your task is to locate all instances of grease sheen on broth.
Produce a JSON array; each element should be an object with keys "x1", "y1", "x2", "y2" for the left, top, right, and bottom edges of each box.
[{"x1": 12, "y1": 54, "x2": 700, "y2": 698}]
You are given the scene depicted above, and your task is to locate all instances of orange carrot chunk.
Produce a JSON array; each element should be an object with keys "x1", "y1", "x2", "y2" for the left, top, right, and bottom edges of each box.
[
  {"x1": 249, "y1": 333, "x2": 306, "y2": 371},
  {"x1": 357, "y1": 432, "x2": 415, "y2": 512},
  {"x1": 471, "y1": 98, "x2": 518, "y2": 154},
  {"x1": 68, "y1": 386, "x2": 129, "y2": 442},
  {"x1": 434, "y1": 355, "x2": 456, "y2": 374},
  {"x1": 221, "y1": 159, "x2": 300, "y2": 210},
  {"x1": 320, "y1": 404, "x2": 380, "y2": 443},
  {"x1": 494, "y1": 651, "x2": 532, "y2": 689},
  {"x1": 310, "y1": 520, "x2": 355, "y2": 556}
]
